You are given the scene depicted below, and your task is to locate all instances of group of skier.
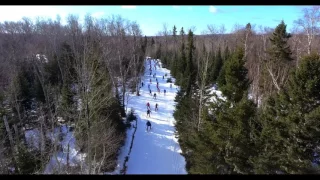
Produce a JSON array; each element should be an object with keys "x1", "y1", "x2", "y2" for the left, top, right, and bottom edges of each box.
[{"x1": 144, "y1": 58, "x2": 174, "y2": 132}]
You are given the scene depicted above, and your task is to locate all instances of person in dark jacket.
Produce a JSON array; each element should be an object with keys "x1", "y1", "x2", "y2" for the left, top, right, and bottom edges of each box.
[
  {"x1": 164, "y1": 89, "x2": 166, "y2": 96},
  {"x1": 141, "y1": 82, "x2": 144, "y2": 87},
  {"x1": 147, "y1": 109, "x2": 151, "y2": 118},
  {"x1": 153, "y1": 93, "x2": 157, "y2": 99},
  {"x1": 155, "y1": 103, "x2": 158, "y2": 111},
  {"x1": 146, "y1": 120, "x2": 152, "y2": 131}
]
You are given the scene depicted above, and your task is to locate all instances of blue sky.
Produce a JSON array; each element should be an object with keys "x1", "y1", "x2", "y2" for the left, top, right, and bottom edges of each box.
[{"x1": 0, "y1": 5, "x2": 311, "y2": 36}]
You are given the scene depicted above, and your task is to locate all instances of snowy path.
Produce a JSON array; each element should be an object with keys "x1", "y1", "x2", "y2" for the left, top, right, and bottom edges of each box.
[{"x1": 117, "y1": 59, "x2": 187, "y2": 174}]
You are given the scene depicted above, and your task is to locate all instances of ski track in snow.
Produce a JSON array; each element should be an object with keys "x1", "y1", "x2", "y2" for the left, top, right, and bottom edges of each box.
[{"x1": 115, "y1": 58, "x2": 187, "y2": 174}]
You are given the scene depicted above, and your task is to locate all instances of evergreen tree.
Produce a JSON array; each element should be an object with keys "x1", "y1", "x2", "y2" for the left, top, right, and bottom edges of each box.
[
  {"x1": 185, "y1": 29, "x2": 196, "y2": 96},
  {"x1": 261, "y1": 20, "x2": 293, "y2": 94},
  {"x1": 209, "y1": 46, "x2": 223, "y2": 83},
  {"x1": 155, "y1": 43, "x2": 162, "y2": 59},
  {"x1": 219, "y1": 47, "x2": 250, "y2": 103},
  {"x1": 176, "y1": 28, "x2": 187, "y2": 87},
  {"x1": 253, "y1": 53, "x2": 320, "y2": 174},
  {"x1": 200, "y1": 47, "x2": 257, "y2": 174},
  {"x1": 34, "y1": 76, "x2": 46, "y2": 103},
  {"x1": 217, "y1": 46, "x2": 230, "y2": 88},
  {"x1": 151, "y1": 37, "x2": 155, "y2": 47}
]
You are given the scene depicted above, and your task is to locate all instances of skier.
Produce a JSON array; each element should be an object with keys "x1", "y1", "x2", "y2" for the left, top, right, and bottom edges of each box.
[
  {"x1": 146, "y1": 102, "x2": 150, "y2": 110},
  {"x1": 164, "y1": 89, "x2": 166, "y2": 96},
  {"x1": 147, "y1": 109, "x2": 151, "y2": 118},
  {"x1": 150, "y1": 79, "x2": 152, "y2": 83},
  {"x1": 141, "y1": 82, "x2": 144, "y2": 87},
  {"x1": 153, "y1": 93, "x2": 157, "y2": 99},
  {"x1": 157, "y1": 82, "x2": 159, "y2": 86},
  {"x1": 149, "y1": 89, "x2": 152, "y2": 95},
  {"x1": 146, "y1": 120, "x2": 152, "y2": 131},
  {"x1": 148, "y1": 84, "x2": 150, "y2": 90},
  {"x1": 163, "y1": 75, "x2": 164, "y2": 80},
  {"x1": 155, "y1": 103, "x2": 158, "y2": 111},
  {"x1": 170, "y1": 83, "x2": 172, "y2": 88},
  {"x1": 156, "y1": 78, "x2": 158, "y2": 82}
]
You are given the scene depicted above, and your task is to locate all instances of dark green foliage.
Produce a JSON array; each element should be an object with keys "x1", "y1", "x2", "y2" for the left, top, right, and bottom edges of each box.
[
  {"x1": 34, "y1": 77, "x2": 45, "y2": 103},
  {"x1": 151, "y1": 37, "x2": 155, "y2": 47},
  {"x1": 16, "y1": 145, "x2": 41, "y2": 174},
  {"x1": 268, "y1": 20, "x2": 293, "y2": 63},
  {"x1": 126, "y1": 109, "x2": 137, "y2": 128},
  {"x1": 217, "y1": 46, "x2": 230, "y2": 87},
  {"x1": 60, "y1": 83, "x2": 74, "y2": 111},
  {"x1": 156, "y1": 43, "x2": 162, "y2": 59},
  {"x1": 260, "y1": 20, "x2": 293, "y2": 95},
  {"x1": 209, "y1": 46, "x2": 223, "y2": 83},
  {"x1": 219, "y1": 47, "x2": 250, "y2": 103},
  {"x1": 252, "y1": 53, "x2": 320, "y2": 174},
  {"x1": 44, "y1": 54, "x2": 63, "y2": 87},
  {"x1": 185, "y1": 29, "x2": 196, "y2": 96}
]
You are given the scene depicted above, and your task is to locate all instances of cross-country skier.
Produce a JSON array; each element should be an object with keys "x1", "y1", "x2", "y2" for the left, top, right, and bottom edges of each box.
[
  {"x1": 141, "y1": 82, "x2": 144, "y2": 87},
  {"x1": 146, "y1": 120, "x2": 152, "y2": 131},
  {"x1": 147, "y1": 109, "x2": 151, "y2": 118},
  {"x1": 146, "y1": 102, "x2": 150, "y2": 110},
  {"x1": 155, "y1": 103, "x2": 158, "y2": 111}
]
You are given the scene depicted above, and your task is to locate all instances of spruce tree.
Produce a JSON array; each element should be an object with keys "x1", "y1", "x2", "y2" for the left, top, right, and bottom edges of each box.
[
  {"x1": 219, "y1": 47, "x2": 250, "y2": 103},
  {"x1": 200, "y1": 47, "x2": 257, "y2": 174},
  {"x1": 261, "y1": 20, "x2": 293, "y2": 94},
  {"x1": 185, "y1": 29, "x2": 196, "y2": 96},
  {"x1": 253, "y1": 53, "x2": 320, "y2": 174},
  {"x1": 217, "y1": 46, "x2": 230, "y2": 88},
  {"x1": 210, "y1": 46, "x2": 223, "y2": 83}
]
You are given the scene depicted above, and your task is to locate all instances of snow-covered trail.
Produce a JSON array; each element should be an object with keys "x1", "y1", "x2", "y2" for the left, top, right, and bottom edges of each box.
[{"x1": 119, "y1": 59, "x2": 187, "y2": 174}]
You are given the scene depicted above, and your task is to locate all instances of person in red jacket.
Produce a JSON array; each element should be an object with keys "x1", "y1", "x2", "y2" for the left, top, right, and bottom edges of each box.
[{"x1": 146, "y1": 102, "x2": 150, "y2": 110}]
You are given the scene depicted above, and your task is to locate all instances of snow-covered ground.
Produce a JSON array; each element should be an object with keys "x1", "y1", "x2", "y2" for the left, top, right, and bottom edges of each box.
[
  {"x1": 25, "y1": 58, "x2": 187, "y2": 174},
  {"x1": 114, "y1": 58, "x2": 187, "y2": 174},
  {"x1": 25, "y1": 124, "x2": 86, "y2": 174}
]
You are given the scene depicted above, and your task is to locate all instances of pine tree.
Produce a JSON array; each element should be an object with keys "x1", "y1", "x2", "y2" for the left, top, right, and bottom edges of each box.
[
  {"x1": 176, "y1": 28, "x2": 187, "y2": 87},
  {"x1": 217, "y1": 46, "x2": 230, "y2": 88},
  {"x1": 210, "y1": 46, "x2": 223, "y2": 83},
  {"x1": 253, "y1": 53, "x2": 320, "y2": 174},
  {"x1": 220, "y1": 47, "x2": 250, "y2": 103},
  {"x1": 261, "y1": 20, "x2": 293, "y2": 94},
  {"x1": 151, "y1": 37, "x2": 155, "y2": 47},
  {"x1": 185, "y1": 29, "x2": 196, "y2": 96},
  {"x1": 200, "y1": 47, "x2": 257, "y2": 174}
]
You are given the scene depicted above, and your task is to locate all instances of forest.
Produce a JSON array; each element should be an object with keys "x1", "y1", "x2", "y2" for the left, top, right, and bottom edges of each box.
[{"x1": 0, "y1": 6, "x2": 320, "y2": 174}]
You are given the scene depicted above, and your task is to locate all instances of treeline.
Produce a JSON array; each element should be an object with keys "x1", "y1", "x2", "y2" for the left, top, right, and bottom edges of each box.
[
  {"x1": 148, "y1": 6, "x2": 320, "y2": 174},
  {"x1": 0, "y1": 14, "x2": 146, "y2": 174}
]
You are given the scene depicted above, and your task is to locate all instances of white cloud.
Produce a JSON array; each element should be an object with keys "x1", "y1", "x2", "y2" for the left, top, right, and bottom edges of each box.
[
  {"x1": 209, "y1": 6, "x2": 218, "y2": 13},
  {"x1": 121, "y1": 6, "x2": 136, "y2": 9},
  {"x1": 173, "y1": 6, "x2": 180, "y2": 10},
  {"x1": 92, "y1": 11, "x2": 104, "y2": 18}
]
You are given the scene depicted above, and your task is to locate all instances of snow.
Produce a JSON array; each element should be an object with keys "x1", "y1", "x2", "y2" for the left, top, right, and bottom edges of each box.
[
  {"x1": 113, "y1": 58, "x2": 187, "y2": 174},
  {"x1": 44, "y1": 124, "x2": 87, "y2": 174},
  {"x1": 25, "y1": 128, "x2": 40, "y2": 150}
]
